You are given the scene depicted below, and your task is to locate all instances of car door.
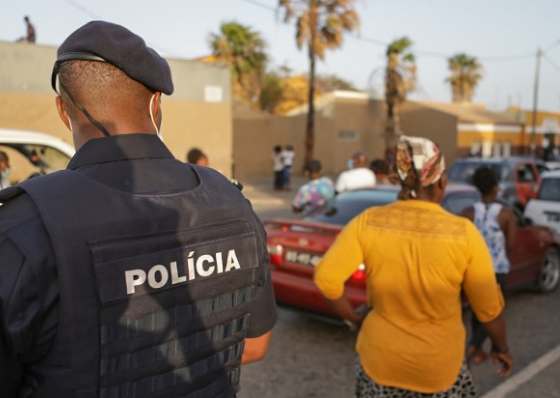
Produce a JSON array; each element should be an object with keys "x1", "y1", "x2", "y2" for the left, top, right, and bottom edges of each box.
[
  {"x1": 515, "y1": 163, "x2": 538, "y2": 206},
  {"x1": 506, "y1": 208, "x2": 550, "y2": 289}
]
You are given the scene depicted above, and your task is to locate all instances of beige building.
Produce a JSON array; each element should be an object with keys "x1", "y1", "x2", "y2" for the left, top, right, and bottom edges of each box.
[
  {"x1": 0, "y1": 41, "x2": 234, "y2": 175},
  {"x1": 400, "y1": 101, "x2": 524, "y2": 159},
  {"x1": 233, "y1": 91, "x2": 525, "y2": 179},
  {"x1": 233, "y1": 91, "x2": 387, "y2": 178},
  {"x1": 498, "y1": 108, "x2": 560, "y2": 158}
]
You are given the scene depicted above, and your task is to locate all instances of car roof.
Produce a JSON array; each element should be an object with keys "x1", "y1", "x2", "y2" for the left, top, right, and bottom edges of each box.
[
  {"x1": 0, "y1": 128, "x2": 75, "y2": 157},
  {"x1": 541, "y1": 169, "x2": 560, "y2": 179},
  {"x1": 452, "y1": 156, "x2": 544, "y2": 165},
  {"x1": 341, "y1": 183, "x2": 478, "y2": 196}
]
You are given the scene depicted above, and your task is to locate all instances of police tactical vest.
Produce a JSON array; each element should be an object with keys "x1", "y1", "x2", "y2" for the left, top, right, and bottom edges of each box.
[{"x1": 16, "y1": 166, "x2": 267, "y2": 398}]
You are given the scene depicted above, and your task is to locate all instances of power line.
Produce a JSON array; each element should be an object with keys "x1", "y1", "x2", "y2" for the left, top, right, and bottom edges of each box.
[
  {"x1": 62, "y1": 0, "x2": 102, "y2": 19},
  {"x1": 478, "y1": 53, "x2": 534, "y2": 62},
  {"x1": 238, "y1": 0, "x2": 542, "y2": 63},
  {"x1": 543, "y1": 54, "x2": 560, "y2": 76},
  {"x1": 545, "y1": 40, "x2": 560, "y2": 53},
  {"x1": 239, "y1": 0, "x2": 276, "y2": 12},
  {"x1": 61, "y1": 0, "x2": 182, "y2": 57}
]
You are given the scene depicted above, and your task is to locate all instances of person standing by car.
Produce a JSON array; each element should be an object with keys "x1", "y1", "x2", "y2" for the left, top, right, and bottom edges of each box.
[
  {"x1": 461, "y1": 166, "x2": 516, "y2": 365},
  {"x1": 314, "y1": 136, "x2": 513, "y2": 397},
  {"x1": 335, "y1": 152, "x2": 376, "y2": 193},
  {"x1": 0, "y1": 151, "x2": 11, "y2": 189},
  {"x1": 292, "y1": 159, "x2": 335, "y2": 217},
  {"x1": 0, "y1": 21, "x2": 276, "y2": 398}
]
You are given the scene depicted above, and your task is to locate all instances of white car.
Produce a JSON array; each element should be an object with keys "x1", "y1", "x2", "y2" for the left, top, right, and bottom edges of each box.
[
  {"x1": 0, "y1": 128, "x2": 75, "y2": 184},
  {"x1": 524, "y1": 169, "x2": 560, "y2": 234}
]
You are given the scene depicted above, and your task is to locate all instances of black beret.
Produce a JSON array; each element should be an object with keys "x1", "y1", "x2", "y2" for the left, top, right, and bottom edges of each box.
[{"x1": 54, "y1": 21, "x2": 173, "y2": 95}]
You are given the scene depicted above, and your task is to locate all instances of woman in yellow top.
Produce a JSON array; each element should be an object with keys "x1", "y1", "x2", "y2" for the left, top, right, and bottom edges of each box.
[{"x1": 314, "y1": 136, "x2": 513, "y2": 397}]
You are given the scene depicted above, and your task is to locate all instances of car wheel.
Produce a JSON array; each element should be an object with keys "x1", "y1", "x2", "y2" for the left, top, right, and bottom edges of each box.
[{"x1": 537, "y1": 247, "x2": 560, "y2": 293}]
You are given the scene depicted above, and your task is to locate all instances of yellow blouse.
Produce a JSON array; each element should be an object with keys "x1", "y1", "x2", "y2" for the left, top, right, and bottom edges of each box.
[{"x1": 314, "y1": 200, "x2": 504, "y2": 393}]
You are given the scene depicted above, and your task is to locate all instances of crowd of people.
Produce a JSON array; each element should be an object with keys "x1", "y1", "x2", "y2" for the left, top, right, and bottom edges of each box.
[
  {"x1": 0, "y1": 18, "x2": 518, "y2": 398},
  {"x1": 287, "y1": 151, "x2": 390, "y2": 218}
]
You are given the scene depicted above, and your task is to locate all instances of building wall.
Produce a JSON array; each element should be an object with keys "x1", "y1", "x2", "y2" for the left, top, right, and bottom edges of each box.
[
  {"x1": 233, "y1": 114, "x2": 335, "y2": 178},
  {"x1": 400, "y1": 102, "x2": 459, "y2": 164},
  {"x1": 524, "y1": 111, "x2": 560, "y2": 155},
  {"x1": 456, "y1": 123, "x2": 524, "y2": 157},
  {"x1": 332, "y1": 99, "x2": 386, "y2": 168},
  {"x1": 0, "y1": 41, "x2": 233, "y2": 176},
  {"x1": 233, "y1": 98, "x2": 388, "y2": 179}
]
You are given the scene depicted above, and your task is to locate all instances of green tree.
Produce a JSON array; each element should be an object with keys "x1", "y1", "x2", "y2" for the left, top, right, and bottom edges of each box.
[
  {"x1": 447, "y1": 53, "x2": 483, "y2": 103},
  {"x1": 279, "y1": 0, "x2": 360, "y2": 165},
  {"x1": 209, "y1": 21, "x2": 268, "y2": 105},
  {"x1": 260, "y1": 66, "x2": 292, "y2": 113},
  {"x1": 385, "y1": 36, "x2": 416, "y2": 160},
  {"x1": 316, "y1": 74, "x2": 358, "y2": 92}
]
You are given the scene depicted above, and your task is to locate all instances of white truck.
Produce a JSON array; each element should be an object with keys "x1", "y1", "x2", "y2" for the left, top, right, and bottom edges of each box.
[
  {"x1": 0, "y1": 128, "x2": 75, "y2": 185},
  {"x1": 524, "y1": 169, "x2": 560, "y2": 234}
]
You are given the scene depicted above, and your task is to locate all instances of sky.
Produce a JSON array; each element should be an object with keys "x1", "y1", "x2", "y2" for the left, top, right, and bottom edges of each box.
[{"x1": 1, "y1": 0, "x2": 559, "y2": 112}]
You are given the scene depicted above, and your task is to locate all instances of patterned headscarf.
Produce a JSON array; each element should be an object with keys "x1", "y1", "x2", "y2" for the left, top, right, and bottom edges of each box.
[{"x1": 392, "y1": 136, "x2": 446, "y2": 198}]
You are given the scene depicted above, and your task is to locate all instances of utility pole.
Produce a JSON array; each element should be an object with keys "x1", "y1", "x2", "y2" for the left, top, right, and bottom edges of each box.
[{"x1": 530, "y1": 48, "x2": 542, "y2": 157}]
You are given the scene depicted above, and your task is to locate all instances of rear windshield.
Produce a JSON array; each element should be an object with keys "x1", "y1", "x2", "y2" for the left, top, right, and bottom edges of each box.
[
  {"x1": 308, "y1": 190, "x2": 398, "y2": 226},
  {"x1": 538, "y1": 178, "x2": 560, "y2": 202},
  {"x1": 448, "y1": 162, "x2": 509, "y2": 183}
]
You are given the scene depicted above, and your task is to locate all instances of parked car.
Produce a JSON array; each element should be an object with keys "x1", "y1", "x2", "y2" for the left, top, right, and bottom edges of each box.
[
  {"x1": 524, "y1": 170, "x2": 560, "y2": 235},
  {"x1": 447, "y1": 157, "x2": 548, "y2": 210},
  {"x1": 265, "y1": 185, "x2": 560, "y2": 319},
  {"x1": 0, "y1": 128, "x2": 75, "y2": 184}
]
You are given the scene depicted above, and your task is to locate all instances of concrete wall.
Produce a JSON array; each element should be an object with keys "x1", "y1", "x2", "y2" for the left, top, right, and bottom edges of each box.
[
  {"x1": 233, "y1": 114, "x2": 335, "y2": 178},
  {"x1": 0, "y1": 41, "x2": 234, "y2": 176},
  {"x1": 233, "y1": 99, "x2": 387, "y2": 179},
  {"x1": 400, "y1": 101, "x2": 460, "y2": 165},
  {"x1": 332, "y1": 99, "x2": 386, "y2": 167}
]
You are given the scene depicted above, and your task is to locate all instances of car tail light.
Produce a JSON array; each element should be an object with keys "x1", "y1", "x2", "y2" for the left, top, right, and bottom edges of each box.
[
  {"x1": 351, "y1": 263, "x2": 366, "y2": 282},
  {"x1": 267, "y1": 244, "x2": 283, "y2": 265}
]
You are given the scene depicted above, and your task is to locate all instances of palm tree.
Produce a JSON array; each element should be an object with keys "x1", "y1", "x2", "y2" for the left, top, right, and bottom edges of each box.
[
  {"x1": 447, "y1": 53, "x2": 483, "y2": 103},
  {"x1": 279, "y1": 0, "x2": 360, "y2": 165},
  {"x1": 385, "y1": 37, "x2": 416, "y2": 161},
  {"x1": 209, "y1": 22, "x2": 267, "y2": 105}
]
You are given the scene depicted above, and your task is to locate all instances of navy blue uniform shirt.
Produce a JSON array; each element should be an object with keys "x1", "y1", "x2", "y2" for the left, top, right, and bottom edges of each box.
[{"x1": 0, "y1": 133, "x2": 277, "y2": 395}]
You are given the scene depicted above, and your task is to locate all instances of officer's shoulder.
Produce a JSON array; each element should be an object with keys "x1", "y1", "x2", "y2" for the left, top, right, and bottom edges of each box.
[
  {"x1": 0, "y1": 186, "x2": 40, "y2": 232},
  {"x1": 229, "y1": 178, "x2": 243, "y2": 191},
  {"x1": 196, "y1": 166, "x2": 244, "y2": 192},
  {"x1": 0, "y1": 186, "x2": 25, "y2": 204}
]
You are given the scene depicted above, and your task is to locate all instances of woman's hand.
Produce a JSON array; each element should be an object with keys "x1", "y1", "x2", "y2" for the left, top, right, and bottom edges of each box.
[{"x1": 491, "y1": 350, "x2": 513, "y2": 377}]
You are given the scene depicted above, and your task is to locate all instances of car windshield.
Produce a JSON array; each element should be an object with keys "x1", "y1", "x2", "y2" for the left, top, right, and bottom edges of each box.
[
  {"x1": 0, "y1": 143, "x2": 72, "y2": 182},
  {"x1": 307, "y1": 189, "x2": 399, "y2": 226},
  {"x1": 538, "y1": 178, "x2": 560, "y2": 202},
  {"x1": 448, "y1": 162, "x2": 509, "y2": 183}
]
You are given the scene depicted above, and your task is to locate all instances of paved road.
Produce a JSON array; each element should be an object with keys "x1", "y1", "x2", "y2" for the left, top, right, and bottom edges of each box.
[{"x1": 238, "y1": 177, "x2": 560, "y2": 398}]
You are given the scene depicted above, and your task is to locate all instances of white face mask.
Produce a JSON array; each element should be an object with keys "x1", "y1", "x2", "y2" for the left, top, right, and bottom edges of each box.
[
  {"x1": 1, "y1": 167, "x2": 10, "y2": 180},
  {"x1": 149, "y1": 94, "x2": 162, "y2": 140},
  {"x1": 67, "y1": 114, "x2": 73, "y2": 133}
]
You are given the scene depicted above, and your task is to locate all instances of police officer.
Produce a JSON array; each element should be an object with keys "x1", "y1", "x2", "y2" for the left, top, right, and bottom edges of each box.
[{"x1": 0, "y1": 21, "x2": 276, "y2": 397}]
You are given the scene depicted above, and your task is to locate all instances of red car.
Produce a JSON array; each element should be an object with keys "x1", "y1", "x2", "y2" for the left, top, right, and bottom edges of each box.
[
  {"x1": 265, "y1": 185, "x2": 560, "y2": 318},
  {"x1": 447, "y1": 157, "x2": 548, "y2": 209}
]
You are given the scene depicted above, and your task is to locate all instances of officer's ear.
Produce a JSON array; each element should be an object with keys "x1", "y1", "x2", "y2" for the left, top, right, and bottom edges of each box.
[
  {"x1": 55, "y1": 95, "x2": 72, "y2": 132},
  {"x1": 151, "y1": 91, "x2": 162, "y2": 124}
]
